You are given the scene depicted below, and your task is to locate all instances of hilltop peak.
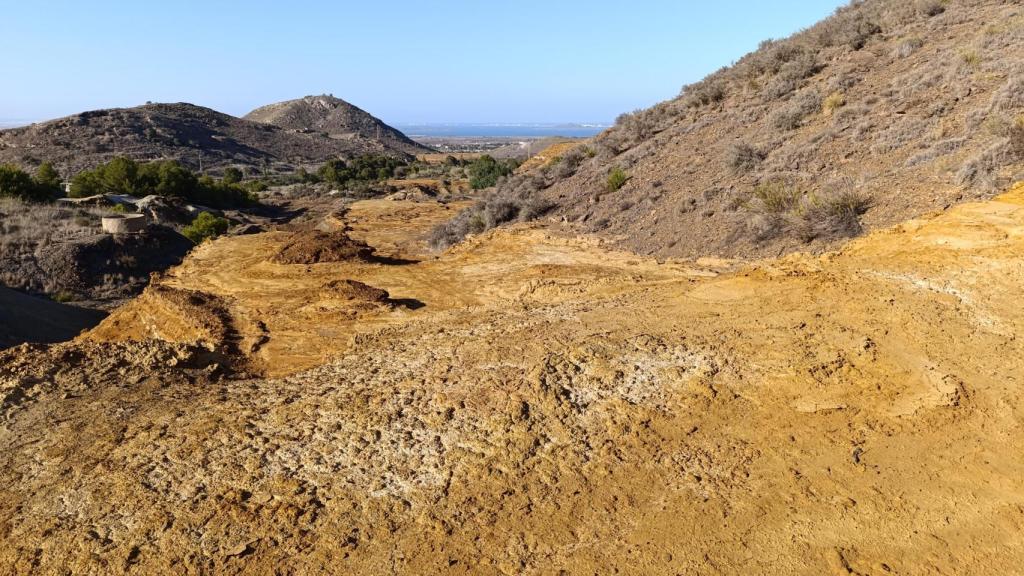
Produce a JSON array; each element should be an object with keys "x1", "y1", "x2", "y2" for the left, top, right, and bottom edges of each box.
[{"x1": 245, "y1": 95, "x2": 430, "y2": 156}]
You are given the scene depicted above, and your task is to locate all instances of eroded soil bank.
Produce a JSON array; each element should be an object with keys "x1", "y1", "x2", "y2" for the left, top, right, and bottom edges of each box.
[{"x1": 2, "y1": 187, "x2": 1023, "y2": 574}]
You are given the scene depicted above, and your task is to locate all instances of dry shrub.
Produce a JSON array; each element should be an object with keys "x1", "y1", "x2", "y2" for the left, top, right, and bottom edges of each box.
[
  {"x1": 792, "y1": 189, "x2": 872, "y2": 241},
  {"x1": 894, "y1": 37, "x2": 925, "y2": 58},
  {"x1": 727, "y1": 143, "x2": 765, "y2": 174},
  {"x1": 743, "y1": 180, "x2": 870, "y2": 242},
  {"x1": 770, "y1": 90, "x2": 821, "y2": 131},
  {"x1": 822, "y1": 92, "x2": 846, "y2": 116},
  {"x1": 957, "y1": 140, "x2": 1016, "y2": 190},
  {"x1": 916, "y1": 0, "x2": 945, "y2": 17},
  {"x1": 750, "y1": 181, "x2": 801, "y2": 214},
  {"x1": 682, "y1": 72, "x2": 729, "y2": 108},
  {"x1": 429, "y1": 173, "x2": 553, "y2": 249}
]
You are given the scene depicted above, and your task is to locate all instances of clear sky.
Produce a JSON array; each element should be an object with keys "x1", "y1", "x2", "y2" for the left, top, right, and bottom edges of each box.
[{"x1": 1, "y1": 0, "x2": 847, "y2": 125}]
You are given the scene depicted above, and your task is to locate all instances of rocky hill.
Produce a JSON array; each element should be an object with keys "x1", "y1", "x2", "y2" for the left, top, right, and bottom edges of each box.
[
  {"x1": 0, "y1": 101, "x2": 420, "y2": 176},
  {"x1": 245, "y1": 95, "x2": 431, "y2": 157},
  {"x1": 465, "y1": 0, "x2": 1024, "y2": 259}
]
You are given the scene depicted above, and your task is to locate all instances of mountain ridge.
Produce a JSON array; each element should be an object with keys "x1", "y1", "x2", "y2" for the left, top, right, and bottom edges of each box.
[{"x1": 0, "y1": 99, "x2": 424, "y2": 176}]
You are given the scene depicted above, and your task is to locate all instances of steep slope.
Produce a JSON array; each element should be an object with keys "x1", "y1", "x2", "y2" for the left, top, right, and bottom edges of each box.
[
  {"x1": 470, "y1": 0, "x2": 1024, "y2": 259},
  {"x1": 0, "y1": 102, "x2": 415, "y2": 176},
  {"x1": 1, "y1": 185, "x2": 1024, "y2": 572},
  {"x1": 245, "y1": 95, "x2": 431, "y2": 156}
]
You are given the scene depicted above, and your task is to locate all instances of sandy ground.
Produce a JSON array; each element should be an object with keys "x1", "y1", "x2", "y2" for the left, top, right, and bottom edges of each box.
[{"x1": 1, "y1": 186, "x2": 1023, "y2": 574}]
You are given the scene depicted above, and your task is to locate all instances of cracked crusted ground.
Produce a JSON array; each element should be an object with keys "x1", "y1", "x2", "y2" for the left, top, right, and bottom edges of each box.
[{"x1": 1, "y1": 188, "x2": 1024, "y2": 574}]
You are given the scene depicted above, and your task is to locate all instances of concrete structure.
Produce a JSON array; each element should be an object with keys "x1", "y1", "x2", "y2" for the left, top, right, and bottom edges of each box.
[{"x1": 101, "y1": 214, "x2": 147, "y2": 234}]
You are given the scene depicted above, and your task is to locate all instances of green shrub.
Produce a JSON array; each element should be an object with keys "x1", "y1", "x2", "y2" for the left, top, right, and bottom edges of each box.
[
  {"x1": 182, "y1": 212, "x2": 230, "y2": 244},
  {"x1": 0, "y1": 164, "x2": 52, "y2": 202},
  {"x1": 466, "y1": 155, "x2": 517, "y2": 190},
  {"x1": 222, "y1": 167, "x2": 243, "y2": 185},
  {"x1": 606, "y1": 168, "x2": 629, "y2": 192}
]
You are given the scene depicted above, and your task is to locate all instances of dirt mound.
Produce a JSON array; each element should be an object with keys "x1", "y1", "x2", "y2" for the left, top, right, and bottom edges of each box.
[
  {"x1": 89, "y1": 286, "x2": 231, "y2": 348},
  {"x1": 272, "y1": 230, "x2": 375, "y2": 264},
  {"x1": 319, "y1": 279, "x2": 390, "y2": 303},
  {"x1": 35, "y1": 224, "x2": 193, "y2": 305}
]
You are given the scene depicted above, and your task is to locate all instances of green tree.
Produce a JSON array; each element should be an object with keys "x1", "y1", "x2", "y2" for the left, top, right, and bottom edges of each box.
[
  {"x1": 154, "y1": 161, "x2": 198, "y2": 198},
  {"x1": 34, "y1": 163, "x2": 62, "y2": 195},
  {"x1": 467, "y1": 155, "x2": 516, "y2": 190},
  {"x1": 0, "y1": 164, "x2": 47, "y2": 201},
  {"x1": 101, "y1": 157, "x2": 140, "y2": 195},
  {"x1": 182, "y1": 212, "x2": 230, "y2": 244}
]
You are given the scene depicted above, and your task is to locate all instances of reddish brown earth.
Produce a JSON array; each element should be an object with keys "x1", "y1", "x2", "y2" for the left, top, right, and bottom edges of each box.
[{"x1": 1, "y1": 186, "x2": 1023, "y2": 573}]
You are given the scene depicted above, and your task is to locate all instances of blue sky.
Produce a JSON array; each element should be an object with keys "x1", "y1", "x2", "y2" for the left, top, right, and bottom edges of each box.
[{"x1": 1, "y1": 1, "x2": 846, "y2": 125}]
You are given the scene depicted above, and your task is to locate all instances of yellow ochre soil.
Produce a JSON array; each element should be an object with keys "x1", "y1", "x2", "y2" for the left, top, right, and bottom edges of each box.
[{"x1": 1, "y1": 186, "x2": 1023, "y2": 574}]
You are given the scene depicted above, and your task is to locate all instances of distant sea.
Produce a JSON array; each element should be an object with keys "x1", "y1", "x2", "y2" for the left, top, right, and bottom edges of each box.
[{"x1": 394, "y1": 123, "x2": 609, "y2": 139}]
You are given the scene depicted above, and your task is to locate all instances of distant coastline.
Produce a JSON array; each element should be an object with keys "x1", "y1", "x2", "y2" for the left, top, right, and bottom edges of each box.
[{"x1": 395, "y1": 123, "x2": 609, "y2": 139}]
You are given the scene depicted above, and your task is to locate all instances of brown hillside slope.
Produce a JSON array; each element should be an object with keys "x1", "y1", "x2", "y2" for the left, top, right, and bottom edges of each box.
[
  {"x1": 0, "y1": 102, "x2": 416, "y2": 176},
  {"x1": 1, "y1": 184, "x2": 1023, "y2": 573},
  {"x1": 458, "y1": 0, "x2": 1024, "y2": 259},
  {"x1": 244, "y1": 95, "x2": 431, "y2": 157}
]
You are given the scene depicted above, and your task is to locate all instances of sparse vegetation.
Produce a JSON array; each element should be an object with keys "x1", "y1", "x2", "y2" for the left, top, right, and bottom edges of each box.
[
  {"x1": 894, "y1": 37, "x2": 924, "y2": 58},
  {"x1": 744, "y1": 180, "x2": 870, "y2": 242},
  {"x1": 727, "y1": 143, "x2": 765, "y2": 174},
  {"x1": 771, "y1": 90, "x2": 822, "y2": 130},
  {"x1": 916, "y1": 0, "x2": 945, "y2": 17},
  {"x1": 606, "y1": 168, "x2": 629, "y2": 192},
  {"x1": 182, "y1": 212, "x2": 230, "y2": 244},
  {"x1": 960, "y1": 49, "x2": 981, "y2": 69},
  {"x1": 822, "y1": 92, "x2": 846, "y2": 116},
  {"x1": 429, "y1": 172, "x2": 554, "y2": 250}
]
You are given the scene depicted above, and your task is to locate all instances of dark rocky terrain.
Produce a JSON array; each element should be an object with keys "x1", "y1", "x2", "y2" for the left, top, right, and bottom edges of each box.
[
  {"x1": 0, "y1": 198, "x2": 192, "y2": 308},
  {"x1": 245, "y1": 95, "x2": 431, "y2": 157},
  {"x1": 0, "y1": 101, "x2": 421, "y2": 176},
  {"x1": 0, "y1": 286, "x2": 106, "y2": 349}
]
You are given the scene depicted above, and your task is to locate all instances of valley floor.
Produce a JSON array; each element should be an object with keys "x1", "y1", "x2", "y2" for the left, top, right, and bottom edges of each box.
[{"x1": 2, "y1": 185, "x2": 1024, "y2": 574}]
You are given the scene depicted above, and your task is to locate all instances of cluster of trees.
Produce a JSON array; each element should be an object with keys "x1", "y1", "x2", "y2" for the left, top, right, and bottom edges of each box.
[
  {"x1": 70, "y1": 158, "x2": 257, "y2": 208},
  {"x1": 316, "y1": 155, "x2": 407, "y2": 187},
  {"x1": 0, "y1": 163, "x2": 63, "y2": 202},
  {"x1": 466, "y1": 155, "x2": 519, "y2": 190}
]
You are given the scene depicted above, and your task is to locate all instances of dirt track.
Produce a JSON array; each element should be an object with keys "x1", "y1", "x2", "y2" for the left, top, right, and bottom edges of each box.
[{"x1": 1, "y1": 187, "x2": 1023, "y2": 574}]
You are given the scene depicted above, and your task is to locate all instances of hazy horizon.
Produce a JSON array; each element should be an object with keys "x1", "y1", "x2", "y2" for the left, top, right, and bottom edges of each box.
[{"x1": 2, "y1": 1, "x2": 847, "y2": 126}]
